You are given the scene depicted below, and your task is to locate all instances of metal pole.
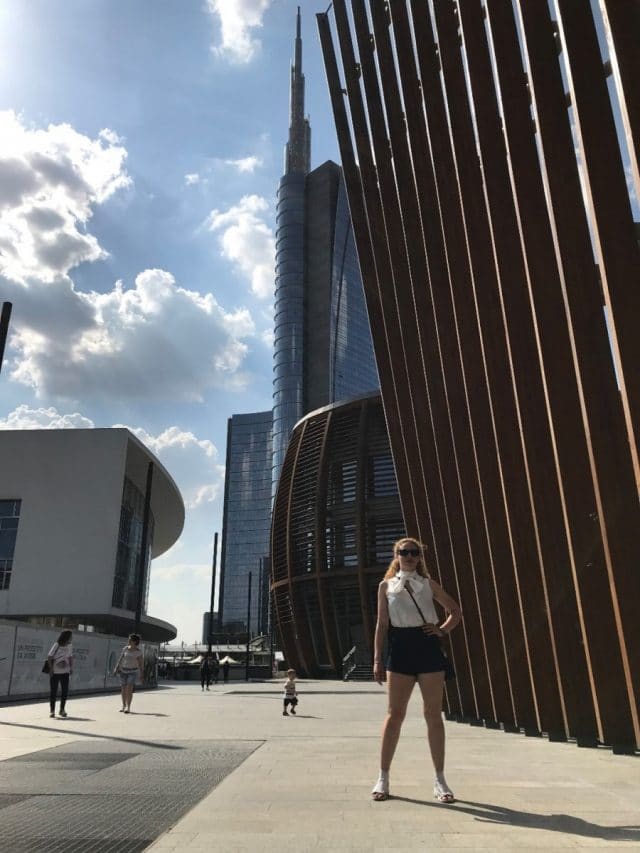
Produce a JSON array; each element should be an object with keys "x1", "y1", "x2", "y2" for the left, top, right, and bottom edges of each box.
[
  {"x1": 134, "y1": 461, "x2": 154, "y2": 635},
  {"x1": 245, "y1": 571, "x2": 252, "y2": 682},
  {"x1": 269, "y1": 589, "x2": 276, "y2": 679},
  {"x1": 207, "y1": 532, "x2": 218, "y2": 654},
  {"x1": 0, "y1": 302, "x2": 12, "y2": 374}
]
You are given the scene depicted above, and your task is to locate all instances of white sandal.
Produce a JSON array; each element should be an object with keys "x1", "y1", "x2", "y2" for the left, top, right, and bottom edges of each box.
[
  {"x1": 434, "y1": 778, "x2": 455, "y2": 803},
  {"x1": 371, "y1": 771, "x2": 390, "y2": 801}
]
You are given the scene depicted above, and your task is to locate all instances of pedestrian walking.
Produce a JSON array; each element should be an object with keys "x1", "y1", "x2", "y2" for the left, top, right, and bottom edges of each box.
[
  {"x1": 47, "y1": 630, "x2": 73, "y2": 718},
  {"x1": 200, "y1": 653, "x2": 212, "y2": 690},
  {"x1": 371, "y1": 538, "x2": 461, "y2": 803},
  {"x1": 282, "y1": 668, "x2": 298, "y2": 716},
  {"x1": 222, "y1": 659, "x2": 230, "y2": 683},
  {"x1": 212, "y1": 656, "x2": 220, "y2": 684},
  {"x1": 113, "y1": 633, "x2": 144, "y2": 713}
]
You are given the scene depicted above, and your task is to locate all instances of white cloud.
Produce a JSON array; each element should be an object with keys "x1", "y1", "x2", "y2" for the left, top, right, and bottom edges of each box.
[
  {"x1": 116, "y1": 423, "x2": 225, "y2": 510},
  {"x1": 0, "y1": 111, "x2": 130, "y2": 283},
  {"x1": 3, "y1": 269, "x2": 256, "y2": 401},
  {"x1": 0, "y1": 404, "x2": 94, "y2": 430},
  {"x1": 205, "y1": 194, "x2": 275, "y2": 299},
  {"x1": 224, "y1": 155, "x2": 263, "y2": 173},
  {"x1": 184, "y1": 172, "x2": 201, "y2": 186},
  {"x1": 206, "y1": 0, "x2": 273, "y2": 63}
]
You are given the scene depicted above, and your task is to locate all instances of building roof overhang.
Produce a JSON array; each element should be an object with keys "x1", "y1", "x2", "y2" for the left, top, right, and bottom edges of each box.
[{"x1": 123, "y1": 431, "x2": 185, "y2": 558}]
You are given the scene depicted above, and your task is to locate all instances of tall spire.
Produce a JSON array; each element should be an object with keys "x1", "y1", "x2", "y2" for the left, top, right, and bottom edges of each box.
[{"x1": 284, "y1": 6, "x2": 311, "y2": 174}]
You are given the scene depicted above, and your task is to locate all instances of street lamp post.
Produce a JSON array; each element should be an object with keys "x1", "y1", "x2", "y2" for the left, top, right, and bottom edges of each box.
[
  {"x1": 0, "y1": 302, "x2": 12, "y2": 374},
  {"x1": 245, "y1": 571, "x2": 252, "y2": 682},
  {"x1": 207, "y1": 532, "x2": 218, "y2": 654}
]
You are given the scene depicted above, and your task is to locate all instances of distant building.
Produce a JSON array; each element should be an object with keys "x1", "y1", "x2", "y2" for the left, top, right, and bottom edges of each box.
[
  {"x1": 0, "y1": 428, "x2": 183, "y2": 642},
  {"x1": 201, "y1": 611, "x2": 219, "y2": 644},
  {"x1": 218, "y1": 412, "x2": 273, "y2": 635}
]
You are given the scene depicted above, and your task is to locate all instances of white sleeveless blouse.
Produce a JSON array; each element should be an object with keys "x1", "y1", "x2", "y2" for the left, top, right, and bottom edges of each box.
[{"x1": 386, "y1": 571, "x2": 439, "y2": 627}]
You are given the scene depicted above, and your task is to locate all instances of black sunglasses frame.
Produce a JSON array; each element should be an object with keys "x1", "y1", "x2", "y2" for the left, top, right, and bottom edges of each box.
[{"x1": 397, "y1": 548, "x2": 420, "y2": 557}]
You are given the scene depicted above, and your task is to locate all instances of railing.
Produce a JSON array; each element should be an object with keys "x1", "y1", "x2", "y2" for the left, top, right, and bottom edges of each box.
[{"x1": 342, "y1": 645, "x2": 357, "y2": 681}]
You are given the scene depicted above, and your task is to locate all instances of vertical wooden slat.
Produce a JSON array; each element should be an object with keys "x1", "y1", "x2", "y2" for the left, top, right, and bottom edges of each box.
[
  {"x1": 338, "y1": 0, "x2": 480, "y2": 720},
  {"x1": 476, "y1": 0, "x2": 599, "y2": 745},
  {"x1": 316, "y1": 9, "x2": 420, "y2": 538},
  {"x1": 319, "y1": 3, "x2": 466, "y2": 718},
  {"x1": 409, "y1": 0, "x2": 544, "y2": 734},
  {"x1": 599, "y1": 0, "x2": 640, "y2": 200},
  {"x1": 431, "y1": 0, "x2": 569, "y2": 738},
  {"x1": 555, "y1": 0, "x2": 640, "y2": 460},
  {"x1": 517, "y1": 0, "x2": 640, "y2": 750},
  {"x1": 367, "y1": 0, "x2": 513, "y2": 727},
  {"x1": 311, "y1": 0, "x2": 638, "y2": 751}
]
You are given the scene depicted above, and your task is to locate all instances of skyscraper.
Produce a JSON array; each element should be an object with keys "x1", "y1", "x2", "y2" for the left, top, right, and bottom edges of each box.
[
  {"x1": 219, "y1": 9, "x2": 379, "y2": 635},
  {"x1": 272, "y1": 7, "x2": 379, "y2": 498},
  {"x1": 217, "y1": 411, "x2": 273, "y2": 635}
]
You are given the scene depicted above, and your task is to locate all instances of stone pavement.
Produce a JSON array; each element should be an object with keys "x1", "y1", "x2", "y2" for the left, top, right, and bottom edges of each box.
[{"x1": 0, "y1": 681, "x2": 638, "y2": 852}]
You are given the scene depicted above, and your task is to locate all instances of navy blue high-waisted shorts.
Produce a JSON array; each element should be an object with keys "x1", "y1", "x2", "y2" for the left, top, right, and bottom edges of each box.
[{"x1": 386, "y1": 627, "x2": 456, "y2": 680}]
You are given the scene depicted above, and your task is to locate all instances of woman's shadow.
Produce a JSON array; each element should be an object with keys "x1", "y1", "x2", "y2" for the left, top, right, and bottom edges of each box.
[
  {"x1": 391, "y1": 796, "x2": 640, "y2": 843},
  {"x1": 125, "y1": 712, "x2": 169, "y2": 717}
]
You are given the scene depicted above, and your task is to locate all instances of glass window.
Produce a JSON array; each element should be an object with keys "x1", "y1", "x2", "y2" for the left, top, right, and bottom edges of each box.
[
  {"x1": 0, "y1": 499, "x2": 21, "y2": 590},
  {"x1": 112, "y1": 478, "x2": 155, "y2": 612}
]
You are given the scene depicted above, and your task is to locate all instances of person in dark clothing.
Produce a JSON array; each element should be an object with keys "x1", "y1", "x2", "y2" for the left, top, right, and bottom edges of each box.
[
  {"x1": 222, "y1": 660, "x2": 230, "y2": 683},
  {"x1": 200, "y1": 654, "x2": 212, "y2": 691},
  {"x1": 212, "y1": 656, "x2": 220, "y2": 684},
  {"x1": 47, "y1": 630, "x2": 73, "y2": 718}
]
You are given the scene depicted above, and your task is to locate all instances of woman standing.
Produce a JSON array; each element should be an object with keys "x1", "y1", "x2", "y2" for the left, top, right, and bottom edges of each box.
[
  {"x1": 114, "y1": 633, "x2": 144, "y2": 713},
  {"x1": 47, "y1": 630, "x2": 73, "y2": 718},
  {"x1": 371, "y1": 538, "x2": 461, "y2": 803}
]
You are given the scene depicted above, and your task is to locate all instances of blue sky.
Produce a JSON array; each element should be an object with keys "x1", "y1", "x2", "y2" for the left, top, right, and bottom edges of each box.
[{"x1": 0, "y1": 1, "x2": 339, "y2": 643}]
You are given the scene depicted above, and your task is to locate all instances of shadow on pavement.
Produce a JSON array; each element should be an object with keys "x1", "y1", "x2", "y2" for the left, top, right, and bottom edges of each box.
[
  {"x1": 286, "y1": 714, "x2": 322, "y2": 719},
  {"x1": 126, "y1": 712, "x2": 169, "y2": 717},
  {"x1": 391, "y1": 796, "x2": 640, "y2": 842},
  {"x1": 52, "y1": 717, "x2": 94, "y2": 722},
  {"x1": 0, "y1": 720, "x2": 183, "y2": 750}
]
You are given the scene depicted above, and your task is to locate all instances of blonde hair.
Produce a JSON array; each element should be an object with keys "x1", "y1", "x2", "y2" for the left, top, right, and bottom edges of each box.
[{"x1": 383, "y1": 537, "x2": 430, "y2": 580}]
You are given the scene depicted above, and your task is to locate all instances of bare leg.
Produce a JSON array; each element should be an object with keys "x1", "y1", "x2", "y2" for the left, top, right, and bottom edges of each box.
[
  {"x1": 120, "y1": 682, "x2": 126, "y2": 709},
  {"x1": 380, "y1": 672, "x2": 416, "y2": 771},
  {"x1": 417, "y1": 672, "x2": 454, "y2": 801},
  {"x1": 372, "y1": 671, "x2": 415, "y2": 800},
  {"x1": 125, "y1": 683, "x2": 134, "y2": 710},
  {"x1": 417, "y1": 672, "x2": 445, "y2": 770}
]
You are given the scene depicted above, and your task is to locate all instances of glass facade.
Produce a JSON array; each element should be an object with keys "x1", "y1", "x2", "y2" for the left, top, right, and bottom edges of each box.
[
  {"x1": 0, "y1": 499, "x2": 21, "y2": 591},
  {"x1": 272, "y1": 172, "x2": 306, "y2": 497},
  {"x1": 330, "y1": 177, "x2": 379, "y2": 402},
  {"x1": 219, "y1": 411, "x2": 273, "y2": 635},
  {"x1": 112, "y1": 477, "x2": 154, "y2": 612},
  {"x1": 273, "y1": 166, "x2": 380, "y2": 498}
]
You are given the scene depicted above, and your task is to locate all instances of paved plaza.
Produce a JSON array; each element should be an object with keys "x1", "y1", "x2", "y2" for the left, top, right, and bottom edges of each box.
[{"x1": 0, "y1": 680, "x2": 638, "y2": 851}]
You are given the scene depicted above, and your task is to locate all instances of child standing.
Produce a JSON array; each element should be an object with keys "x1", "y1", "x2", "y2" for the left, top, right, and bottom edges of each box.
[{"x1": 282, "y1": 668, "x2": 298, "y2": 716}]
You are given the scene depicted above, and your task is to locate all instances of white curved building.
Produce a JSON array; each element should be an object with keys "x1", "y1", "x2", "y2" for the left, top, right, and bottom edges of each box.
[{"x1": 0, "y1": 428, "x2": 183, "y2": 642}]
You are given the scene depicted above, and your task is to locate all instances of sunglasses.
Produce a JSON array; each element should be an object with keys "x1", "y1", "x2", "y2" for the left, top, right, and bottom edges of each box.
[{"x1": 397, "y1": 548, "x2": 420, "y2": 557}]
